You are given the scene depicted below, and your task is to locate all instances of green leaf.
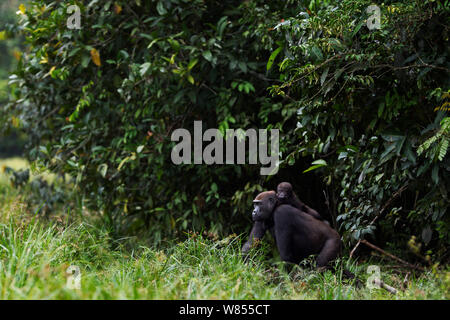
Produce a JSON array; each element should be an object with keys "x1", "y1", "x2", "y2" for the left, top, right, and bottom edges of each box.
[
  {"x1": 303, "y1": 160, "x2": 327, "y2": 173},
  {"x1": 147, "y1": 39, "x2": 159, "y2": 49},
  {"x1": 303, "y1": 164, "x2": 326, "y2": 173},
  {"x1": 431, "y1": 164, "x2": 439, "y2": 184},
  {"x1": 404, "y1": 141, "x2": 417, "y2": 164},
  {"x1": 238, "y1": 61, "x2": 247, "y2": 73},
  {"x1": 267, "y1": 47, "x2": 282, "y2": 71},
  {"x1": 202, "y1": 50, "x2": 212, "y2": 62},
  {"x1": 334, "y1": 68, "x2": 345, "y2": 80},
  {"x1": 378, "y1": 103, "x2": 385, "y2": 117},
  {"x1": 98, "y1": 164, "x2": 108, "y2": 178},
  {"x1": 395, "y1": 135, "x2": 406, "y2": 156},
  {"x1": 217, "y1": 16, "x2": 228, "y2": 37},
  {"x1": 188, "y1": 59, "x2": 198, "y2": 71},
  {"x1": 352, "y1": 21, "x2": 365, "y2": 38},
  {"x1": 312, "y1": 159, "x2": 327, "y2": 166},
  {"x1": 140, "y1": 62, "x2": 151, "y2": 76},
  {"x1": 118, "y1": 50, "x2": 130, "y2": 59},
  {"x1": 156, "y1": 1, "x2": 167, "y2": 15},
  {"x1": 310, "y1": 45, "x2": 323, "y2": 61},
  {"x1": 338, "y1": 152, "x2": 348, "y2": 160},
  {"x1": 438, "y1": 139, "x2": 448, "y2": 161},
  {"x1": 81, "y1": 55, "x2": 90, "y2": 68},
  {"x1": 320, "y1": 67, "x2": 329, "y2": 86},
  {"x1": 168, "y1": 39, "x2": 180, "y2": 51}
]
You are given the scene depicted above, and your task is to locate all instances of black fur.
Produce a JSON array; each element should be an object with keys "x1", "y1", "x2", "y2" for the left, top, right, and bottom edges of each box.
[
  {"x1": 277, "y1": 182, "x2": 327, "y2": 223},
  {"x1": 242, "y1": 191, "x2": 360, "y2": 286}
]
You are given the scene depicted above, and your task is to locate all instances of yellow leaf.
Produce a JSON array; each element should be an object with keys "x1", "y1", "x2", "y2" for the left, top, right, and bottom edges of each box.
[
  {"x1": 0, "y1": 31, "x2": 6, "y2": 41},
  {"x1": 114, "y1": 3, "x2": 122, "y2": 14},
  {"x1": 40, "y1": 55, "x2": 48, "y2": 64},
  {"x1": 187, "y1": 74, "x2": 195, "y2": 85},
  {"x1": 18, "y1": 4, "x2": 26, "y2": 14},
  {"x1": 117, "y1": 156, "x2": 131, "y2": 171},
  {"x1": 48, "y1": 66, "x2": 56, "y2": 77},
  {"x1": 170, "y1": 53, "x2": 176, "y2": 64},
  {"x1": 90, "y1": 48, "x2": 101, "y2": 67},
  {"x1": 11, "y1": 116, "x2": 20, "y2": 128},
  {"x1": 13, "y1": 50, "x2": 22, "y2": 61}
]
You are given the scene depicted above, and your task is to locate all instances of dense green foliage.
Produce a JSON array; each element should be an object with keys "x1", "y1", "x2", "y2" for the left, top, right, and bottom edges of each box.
[
  {"x1": 2, "y1": 0, "x2": 449, "y2": 263},
  {"x1": 268, "y1": 1, "x2": 450, "y2": 258},
  {"x1": 3, "y1": 0, "x2": 288, "y2": 240},
  {"x1": 0, "y1": 0, "x2": 22, "y2": 81},
  {"x1": 0, "y1": 0, "x2": 27, "y2": 157}
]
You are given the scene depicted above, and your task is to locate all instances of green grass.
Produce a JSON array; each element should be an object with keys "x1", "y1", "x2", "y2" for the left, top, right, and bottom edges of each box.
[{"x1": 0, "y1": 173, "x2": 448, "y2": 299}]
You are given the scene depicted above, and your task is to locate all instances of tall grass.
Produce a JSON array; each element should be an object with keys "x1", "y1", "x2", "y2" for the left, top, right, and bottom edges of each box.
[{"x1": 0, "y1": 170, "x2": 448, "y2": 299}]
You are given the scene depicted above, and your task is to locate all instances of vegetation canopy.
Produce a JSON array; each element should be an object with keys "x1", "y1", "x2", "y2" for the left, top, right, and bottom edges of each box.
[{"x1": 1, "y1": 0, "x2": 449, "y2": 265}]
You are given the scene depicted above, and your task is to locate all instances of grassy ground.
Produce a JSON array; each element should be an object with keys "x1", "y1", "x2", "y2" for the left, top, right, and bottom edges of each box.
[{"x1": 0, "y1": 163, "x2": 448, "y2": 299}]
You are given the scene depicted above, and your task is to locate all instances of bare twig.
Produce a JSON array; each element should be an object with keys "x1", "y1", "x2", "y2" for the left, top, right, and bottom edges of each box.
[
  {"x1": 349, "y1": 241, "x2": 360, "y2": 259},
  {"x1": 248, "y1": 70, "x2": 280, "y2": 83},
  {"x1": 373, "y1": 63, "x2": 450, "y2": 73},
  {"x1": 37, "y1": 106, "x2": 60, "y2": 125},
  {"x1": 402, "y1": 272, "x2": 411, "y2": 290},
  {"x1": 360, "y1": 239, "x2": 425, "y2": 271},
  {"x1": 282, "y1": 54, "x2": 342, "y2": 88},
  {"x1": 374, "y1": 279, "x2": 398, "y2": 294},
  {"x1": 382, "y1": 265, "x2": 411, "y2": 269},
  {"x1": 368, "y1": 183, "x2": 409, "y2": 226}
]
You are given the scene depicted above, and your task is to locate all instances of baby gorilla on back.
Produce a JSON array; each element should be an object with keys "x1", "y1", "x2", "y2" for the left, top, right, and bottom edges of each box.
[{"x1": 276, "y1": 182, "x2": 328, "y2": 224}]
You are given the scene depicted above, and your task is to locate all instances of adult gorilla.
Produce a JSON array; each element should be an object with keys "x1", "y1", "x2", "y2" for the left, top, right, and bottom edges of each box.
[{"x1": 242, "y1": 191, "x2": 341, "y2": 269}]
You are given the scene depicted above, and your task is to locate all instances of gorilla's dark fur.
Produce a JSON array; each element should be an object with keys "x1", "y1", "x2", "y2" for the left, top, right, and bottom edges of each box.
[
  {"x1": 242, "y1": 191, "x2": 360, "y2": 286},
  {"x1": 276, "y1": 182, "x2": 327, "y2": 223}
]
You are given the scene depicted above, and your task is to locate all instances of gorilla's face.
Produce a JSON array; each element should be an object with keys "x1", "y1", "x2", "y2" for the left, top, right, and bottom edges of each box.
[
  {"x1": 252, "y1": 193, "x2": 276, "y2": 221},
  {"x1": 276, "y1": 182, "x2": 293, "y2": 203}
]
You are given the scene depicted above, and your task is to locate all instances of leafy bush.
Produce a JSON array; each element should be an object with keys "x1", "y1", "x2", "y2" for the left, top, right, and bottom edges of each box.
[
  {"x1": 268, "y1": 0, "x2": 449, "y2": 258},
  {"x1": 3, "y1": 0, "x2": 293, "y2": 240},
  {"x1": 3, "y1": 0, "x2": 449, "y2": 262},
  {"x1": 0, "y1": 0, "x2": 28, "y2": 158},
  {"x1": 3, "y1": 165, "x2": 73, "y2": 216}
]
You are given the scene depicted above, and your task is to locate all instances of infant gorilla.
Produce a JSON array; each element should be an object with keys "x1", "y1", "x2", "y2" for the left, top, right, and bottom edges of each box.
[{"x1": 276, "y1": 182, "x2": 328, "y2": 224}]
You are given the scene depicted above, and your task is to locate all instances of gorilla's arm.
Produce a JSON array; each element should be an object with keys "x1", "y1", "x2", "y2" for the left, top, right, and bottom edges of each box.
[{"x1": 242, "y1": 220, "x2": 267, "y2": 254}]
